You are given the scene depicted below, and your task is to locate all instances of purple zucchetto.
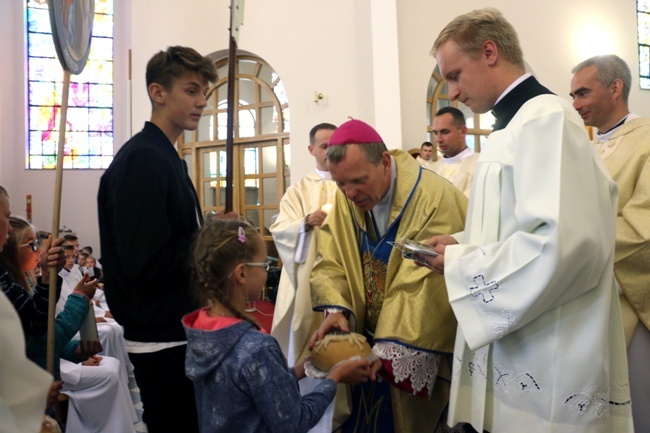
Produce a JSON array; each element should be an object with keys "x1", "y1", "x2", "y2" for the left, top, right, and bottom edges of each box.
[{"x1": 328, "y1": 119, "x2": 384, "y2": 147}]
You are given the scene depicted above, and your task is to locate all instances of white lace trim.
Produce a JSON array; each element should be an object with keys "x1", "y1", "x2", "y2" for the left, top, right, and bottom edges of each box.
[
  {"x1": 459, "y1": 352, "x2": 632, "y2": 421},
  {"x1": 372, "y1": 341, "x2": 440, "y2": 397}
]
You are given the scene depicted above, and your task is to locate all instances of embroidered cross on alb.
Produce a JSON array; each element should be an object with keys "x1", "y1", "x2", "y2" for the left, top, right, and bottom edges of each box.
[{"x1": 469, "y1": 274, "x2": 499, "y2": 303}]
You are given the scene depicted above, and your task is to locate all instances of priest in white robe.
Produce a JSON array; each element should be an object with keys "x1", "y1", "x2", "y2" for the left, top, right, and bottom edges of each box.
[
  {"x1": 430, "y1": 106, "x2": 479, "y2": 197},
  {"x1": 423, "y1": 8, "x2": 633, "y2": 433},
  {"x1": 269, "y1": 122, "x2": 344, "y2": 432},
  {"x1": 571, "y1": 54, "x2": 650, "y2": 433}
]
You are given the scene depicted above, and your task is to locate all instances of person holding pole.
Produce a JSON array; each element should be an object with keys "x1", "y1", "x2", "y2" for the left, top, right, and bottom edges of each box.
[
  {"x1": 98, "y1": 46, "x2": 217, "y2": 433},
  {"x1": 0, "y1": 185, "x2": 54, "y2": 433}
]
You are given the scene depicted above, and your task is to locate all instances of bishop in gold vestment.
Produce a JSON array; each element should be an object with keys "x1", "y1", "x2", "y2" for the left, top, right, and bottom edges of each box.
[{"x1": 311, "y1": 119, "x2": 467, "y2": 433}]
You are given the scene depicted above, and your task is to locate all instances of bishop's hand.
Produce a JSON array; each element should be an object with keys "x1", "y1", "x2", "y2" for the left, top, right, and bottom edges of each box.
[{"x1": 309, "y1": 312, "x2": 349, "y2": 350}]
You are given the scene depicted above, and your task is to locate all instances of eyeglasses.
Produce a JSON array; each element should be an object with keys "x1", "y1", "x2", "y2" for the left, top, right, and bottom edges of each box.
[
  {"x1": 20, "y1": 240, "x2": 40, "y2": 252},
  {"x1": 244, "y1": 260, "x2": 273, "y2": 272}
]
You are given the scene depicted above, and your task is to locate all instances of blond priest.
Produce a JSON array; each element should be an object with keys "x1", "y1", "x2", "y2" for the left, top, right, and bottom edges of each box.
[{"x1": 422, "y1": 9, "x2": 633, "y2": 433}]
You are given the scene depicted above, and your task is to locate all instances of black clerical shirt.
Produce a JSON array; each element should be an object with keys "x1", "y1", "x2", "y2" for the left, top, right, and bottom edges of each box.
[{"x1": 491, "y1": 76, "x2": 554, "y2": 131}]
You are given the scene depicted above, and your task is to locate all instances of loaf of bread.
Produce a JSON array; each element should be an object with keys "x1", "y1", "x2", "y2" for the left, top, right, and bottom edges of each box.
[
  {"x1": 41, "y1": 414, "x2": 62, "y2": 433},
  {"x1": 311, "y1": 332, "x2": 372, "y2": 372}
]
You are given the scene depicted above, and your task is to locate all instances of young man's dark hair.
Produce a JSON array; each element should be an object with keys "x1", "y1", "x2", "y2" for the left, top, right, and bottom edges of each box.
[{"x1": 145, "y1": 46, "x2": 217, "y2": 104}]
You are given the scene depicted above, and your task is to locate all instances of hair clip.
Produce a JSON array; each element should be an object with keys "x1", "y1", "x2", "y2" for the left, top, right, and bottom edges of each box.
[{"x1": 237, "y1": 226, "x2": 247, "y2": 243}]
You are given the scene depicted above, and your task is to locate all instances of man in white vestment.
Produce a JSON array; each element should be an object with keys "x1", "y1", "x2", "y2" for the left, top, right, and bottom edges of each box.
[
  {"x1": 571, "y1": 54, "x2": 650, "y2": 432},
  {"x1": 269, "y1": 122, "x2": 342, "y2": 432},
  {"x1": 416, "y1": 141, "x2": 435, "y2": 169},
  {"x1": 430, "y1": 106, "x2": 479, "y2": 197},
  {"x1": 421, "y1": 8, "x2": 633, "y2": 433}
]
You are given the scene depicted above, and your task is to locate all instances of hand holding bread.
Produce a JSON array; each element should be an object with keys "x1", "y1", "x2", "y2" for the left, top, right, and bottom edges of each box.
[
  {"x1": 309, "y1": 311, "x2": 350, "y2": 350},
  {"x1": 326, "y1": 358, "x2": 371, "y2": 385},
  {"x1": 309, "y1": 332, "x2": 374, "y2": 384}
]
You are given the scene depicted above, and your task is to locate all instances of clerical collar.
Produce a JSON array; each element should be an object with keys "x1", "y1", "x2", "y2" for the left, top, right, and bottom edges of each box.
[
  {"x1": 491, "y1": 75, "x2": 554, "y2": 132},
  {"x1": 494, "y1": 73, "x2": 532, "y2": 106},
  {"x1": 315, "y1": 167, "x2": 331, "y2": 180},
  {"x1": 596, "y1": 113, "x2": 638, "y2": 142},
  {"x1": 440, "y1": 146, "x2": 474, "y2": 164},
  {"x1": 371, "y1": 155, "x2": 397, "y2": 238}
]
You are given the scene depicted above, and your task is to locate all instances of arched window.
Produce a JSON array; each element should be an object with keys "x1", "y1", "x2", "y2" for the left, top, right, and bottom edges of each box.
[
  {"x1": 426, "y1": 66, "x2": 493, "y2": 156},
  {"x1": 638, "y1": 0, "x2": 650, "y2": 89},
  {"x1": 26, "y1": 0, "x2": 114, "y2": 169},
  {"x1": 179, "y1": 52, "x2": 289, "y2": 245}
]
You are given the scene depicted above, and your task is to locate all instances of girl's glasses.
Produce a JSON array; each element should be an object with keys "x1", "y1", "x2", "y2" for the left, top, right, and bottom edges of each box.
[
  {"x1": 20, "y1": 240, "x2": 40, "y2": 252},
  {"x1": 244, "y1": 260, "x2": 273, "y2": 272}
]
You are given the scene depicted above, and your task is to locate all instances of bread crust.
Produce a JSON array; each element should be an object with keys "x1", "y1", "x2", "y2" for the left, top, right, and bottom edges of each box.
[{"x1": 311, "y1": 332, "x2": 372, "y2": 372}]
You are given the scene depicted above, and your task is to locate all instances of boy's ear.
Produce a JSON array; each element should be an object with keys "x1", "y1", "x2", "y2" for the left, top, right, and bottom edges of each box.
[{"x1": 148, "y1": 83, "x2": 166, "y2": 106}]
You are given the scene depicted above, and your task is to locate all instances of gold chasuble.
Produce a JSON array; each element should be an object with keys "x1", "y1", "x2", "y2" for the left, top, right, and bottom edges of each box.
[
  {"x1": 593, "y1": 118, "x2": 650, "y2": 340},
  {"x1": 311, "y1": 149, "x2": 467, "y2": 432}
]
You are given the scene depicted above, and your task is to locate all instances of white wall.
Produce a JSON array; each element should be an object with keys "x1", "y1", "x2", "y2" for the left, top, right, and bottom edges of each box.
[{"x1": 1, "y1": 0, "x2": 648, "y2": 254}]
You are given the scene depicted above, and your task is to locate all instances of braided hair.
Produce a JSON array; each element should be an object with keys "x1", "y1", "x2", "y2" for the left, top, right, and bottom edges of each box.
[{"x1": 192, "y1": 219, "x2": 262, "y2": 329}]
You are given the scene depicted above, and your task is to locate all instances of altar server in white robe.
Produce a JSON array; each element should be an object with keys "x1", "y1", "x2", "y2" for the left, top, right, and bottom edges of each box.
[
  {"x1": 60, "y1": 355, "x2": 137, "y2": 433},
  {"x1": 420, "y1": 8, "x2": 633, "y2": 433},
  {"x1": 430, "y1": 106, "x2": 479, "y2": 197},
  {"x1": 57, "y1": 246, "x2": 84, "y2": 314},
  {"x1": 269, "y1": 122, "x2": 345, "y2": 432},
  {"x1": 47, "y1": 245, "x2": 137, "y2": 432},
  {"x1": 59, "y1": 246, "x2": 133, "y2": 377},
  {"x1": 571, "y1": 54, "x2": 650, "y2": 433}
]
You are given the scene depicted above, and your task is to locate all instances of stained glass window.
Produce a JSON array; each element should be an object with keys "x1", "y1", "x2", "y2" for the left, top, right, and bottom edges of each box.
[
  {"x1": 26, "y1": 0, "x2": 114, "y2": 169},
  {"x1": 638, "y1": 0, "x2": 650, "y2": 89}
]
